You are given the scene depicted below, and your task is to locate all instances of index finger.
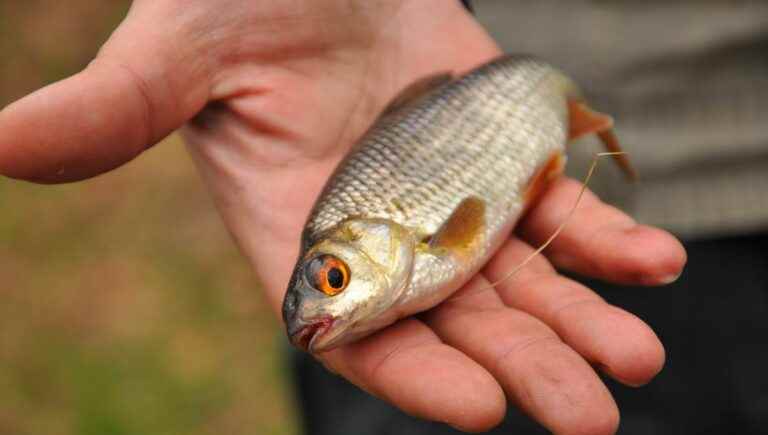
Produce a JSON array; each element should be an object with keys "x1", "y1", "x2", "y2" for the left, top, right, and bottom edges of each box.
[{"x1": 318, "y1": 318, "x2": 506, "y2": 432}]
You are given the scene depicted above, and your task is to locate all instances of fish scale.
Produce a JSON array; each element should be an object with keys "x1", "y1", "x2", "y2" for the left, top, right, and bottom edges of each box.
[
  {"x1": 307, "y1": 56, "x2": 568, "y2": 246},
  {"x1": 283, "y1": 55, "x2": 605, "y2": 352}
]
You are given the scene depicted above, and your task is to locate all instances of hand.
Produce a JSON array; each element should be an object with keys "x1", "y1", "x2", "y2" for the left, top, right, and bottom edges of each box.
[{"x1": 0, "y1": 1, "x2": 686, "y2": 433}]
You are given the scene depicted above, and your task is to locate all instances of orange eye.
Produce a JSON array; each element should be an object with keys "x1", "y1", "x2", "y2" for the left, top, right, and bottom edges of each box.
[{"x1": 305, "y1": 255, "x2": 350, "y2": 296}]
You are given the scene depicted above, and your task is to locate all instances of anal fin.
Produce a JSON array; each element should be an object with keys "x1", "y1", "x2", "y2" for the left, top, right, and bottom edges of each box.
[
  {"x1": 524, "y1": 152, "x2": 566, "y2": 210},
  {"x1": 568, "y1": 99, "x2": 638, "y2": 181}
]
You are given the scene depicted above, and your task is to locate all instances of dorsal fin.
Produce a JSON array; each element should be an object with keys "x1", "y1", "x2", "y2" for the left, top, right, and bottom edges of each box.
[{"x1": 381, "y1": 72, "x2": 454, "y2": 117}]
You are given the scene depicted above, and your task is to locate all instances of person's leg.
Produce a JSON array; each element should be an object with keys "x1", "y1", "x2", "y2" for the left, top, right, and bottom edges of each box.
[{"x1": 587, "y1": 233, "x2": 768, "y2": 434}]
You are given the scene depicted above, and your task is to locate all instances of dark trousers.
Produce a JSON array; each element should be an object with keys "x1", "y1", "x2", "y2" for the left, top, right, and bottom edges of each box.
[{"x1": 289, "y1": 234, "x2": 768, "y2": 434}]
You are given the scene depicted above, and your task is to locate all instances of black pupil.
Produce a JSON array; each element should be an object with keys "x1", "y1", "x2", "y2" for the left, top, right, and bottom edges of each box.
[{"x1": 327, "y1": 267, "x2": 344, "y2": 289}]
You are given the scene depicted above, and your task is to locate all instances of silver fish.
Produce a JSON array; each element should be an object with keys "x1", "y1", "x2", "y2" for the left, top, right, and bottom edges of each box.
[{"x1": 282, "y1": 55, "x2": 631, "y2": 352}]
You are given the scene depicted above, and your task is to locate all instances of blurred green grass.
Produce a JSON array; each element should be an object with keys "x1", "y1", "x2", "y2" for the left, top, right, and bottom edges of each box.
[{"x1": 0, "y1": 2, "x2": 297, "y2": 434}]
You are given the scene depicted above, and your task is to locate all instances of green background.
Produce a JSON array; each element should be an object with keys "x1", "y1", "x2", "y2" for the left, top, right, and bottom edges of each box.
[{"x1": 0, "y1": 2, "x2": 297, "y2": 434}]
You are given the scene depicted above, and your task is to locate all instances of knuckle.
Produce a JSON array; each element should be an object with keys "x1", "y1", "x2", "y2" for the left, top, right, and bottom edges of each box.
[{"x1": 493, "y1": 334, "x2": 562, "y2": 372}]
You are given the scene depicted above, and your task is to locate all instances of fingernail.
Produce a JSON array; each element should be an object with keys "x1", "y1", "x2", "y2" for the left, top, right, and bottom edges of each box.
[
  {"x1": 596, "y1": 363, "x2": 648, "y2": 387},
  {"x1": 658, "y1": 273, "x2": 681, "y2": 285},
  {"x1": 448, "y1": 423, "x2": 470, "y2": 432}
]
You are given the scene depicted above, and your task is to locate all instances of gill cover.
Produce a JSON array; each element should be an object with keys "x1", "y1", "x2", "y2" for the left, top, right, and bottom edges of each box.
[{"x1": 283, "y1": 218, "x2": 417, "y2": 351}]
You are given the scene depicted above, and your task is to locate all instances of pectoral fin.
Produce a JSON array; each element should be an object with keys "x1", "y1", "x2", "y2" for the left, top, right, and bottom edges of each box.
[
  {"x1": 429, "y1": 196, "x2": 486, "y2": 257},
  {"x1": 568, "y1": 99, "x2": 638, "y2": 181}
]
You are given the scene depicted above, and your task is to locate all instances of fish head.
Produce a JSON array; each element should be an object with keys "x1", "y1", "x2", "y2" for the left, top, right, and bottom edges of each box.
[{"x1": 283, "y1": 218, "x2": 416, "y2": 353}]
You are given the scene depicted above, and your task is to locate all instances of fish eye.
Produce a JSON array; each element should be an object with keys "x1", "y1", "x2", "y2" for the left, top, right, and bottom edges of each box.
[{"x1": 305, "y1": 254, "x2": 350, "y2": 296}]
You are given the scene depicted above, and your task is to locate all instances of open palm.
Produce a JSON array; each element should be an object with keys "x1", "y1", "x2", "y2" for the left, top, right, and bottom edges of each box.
[{"x1": 0, "y1": 1, "x2": 685, "y2": 433}]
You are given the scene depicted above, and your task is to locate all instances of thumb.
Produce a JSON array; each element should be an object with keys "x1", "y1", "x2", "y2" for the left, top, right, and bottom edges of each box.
[{"x1": 0, "y1": 1, "x2": 211, "y2": 183}]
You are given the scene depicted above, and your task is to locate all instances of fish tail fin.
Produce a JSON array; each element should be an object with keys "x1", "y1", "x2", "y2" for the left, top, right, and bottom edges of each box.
[
  {"x1": 553, "y1": 73, "x2": 638, "y2": 181},
  {"x1": 566, "y1": 99, "x2": 638, "y2": 181}
]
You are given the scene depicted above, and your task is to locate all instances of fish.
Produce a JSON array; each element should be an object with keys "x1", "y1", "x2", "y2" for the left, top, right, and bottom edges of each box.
[{"x1": 282, "y1": 54, "x2": 633, "y2": 353}]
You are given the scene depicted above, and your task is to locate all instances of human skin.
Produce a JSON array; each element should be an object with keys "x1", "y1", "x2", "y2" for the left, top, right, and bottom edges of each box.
[{"x1": 0, "y1": 1, "x2": 686, "y2": 433}]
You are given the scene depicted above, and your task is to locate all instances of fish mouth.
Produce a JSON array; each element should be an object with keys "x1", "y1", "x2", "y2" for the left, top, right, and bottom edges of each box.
[{"x1": 290, "y1": 317, "x2": 334, "y2": 352}]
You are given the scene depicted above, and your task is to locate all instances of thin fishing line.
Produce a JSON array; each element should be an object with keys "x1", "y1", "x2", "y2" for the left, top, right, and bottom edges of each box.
[{"x1": 449, "y1": 151, "x2": 628, "y2": 301}]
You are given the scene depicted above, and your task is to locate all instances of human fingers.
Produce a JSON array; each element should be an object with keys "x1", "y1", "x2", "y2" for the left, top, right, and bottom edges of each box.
[
  {"x1": 519, "y1": 177, "x2": 686, "y2": 285},
  {"x1": 0, "y1": 0, "x2": 211, "y2": 183},
  {"x1": 485, "y1": 238, "x2": 665, "y2": 388},
  {"x1": 426, "y1": 276, "x2": 619, "y2": 435},
  {"x1": 317, "y1": 317, "x2": 506, "y2": 433}
]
